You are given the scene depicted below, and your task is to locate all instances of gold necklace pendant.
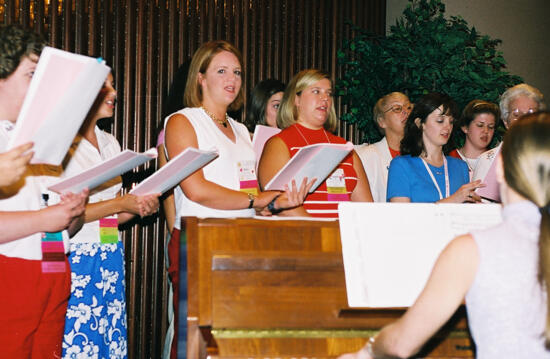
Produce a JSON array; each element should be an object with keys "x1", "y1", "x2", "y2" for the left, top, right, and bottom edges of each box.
[{"x1": 202, "y1": 107, "x2": 228, "y2": 128}]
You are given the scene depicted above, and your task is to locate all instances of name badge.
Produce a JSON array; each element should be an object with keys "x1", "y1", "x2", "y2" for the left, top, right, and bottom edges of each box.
[
  {"x1": 41, "y1": 231, "x2": 66, "y2": 273},
  {"x1": 237, "y1": 160, "x2": 258, "y2": 196},
  {"x1": 99, "y1": 217, "x2": 119, "y2": 244},
  {"x1": 326, "y1": 168, "x2": 349, "y2": 201}
]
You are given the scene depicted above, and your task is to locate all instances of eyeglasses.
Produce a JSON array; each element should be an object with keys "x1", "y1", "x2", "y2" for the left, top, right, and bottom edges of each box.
[
  {"x1": 510, "y1": 108, "x2": 536, "y2": 120},
  {"x1": 384, "y1": 103, "x2": 413, "y2": 114}
]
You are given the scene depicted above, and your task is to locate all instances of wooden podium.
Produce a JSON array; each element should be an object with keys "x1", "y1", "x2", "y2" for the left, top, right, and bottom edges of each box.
[{"x1": 184, "y1": 217, "x2": 474, "y2": 358}]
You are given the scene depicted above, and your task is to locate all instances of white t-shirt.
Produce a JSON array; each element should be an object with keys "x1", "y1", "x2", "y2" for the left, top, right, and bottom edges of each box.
[
  {"x1": 61, "y1": 126, "x2": 122, "y2": 244},
  {"x1": 0, "y1": 120, "x2": 69, "y2": 260},
  {"x1": 164, "y1": 107, "x2": 255, "y2": 227}
]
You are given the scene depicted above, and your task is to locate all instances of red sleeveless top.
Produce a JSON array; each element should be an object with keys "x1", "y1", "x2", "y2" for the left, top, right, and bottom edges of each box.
[{"x1": 275, "y1": 123, "x2": 357, "y2": 218}]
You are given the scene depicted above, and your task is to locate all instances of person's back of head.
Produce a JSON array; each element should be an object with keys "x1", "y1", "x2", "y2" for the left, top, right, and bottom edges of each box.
[
  {"x1": 501, "y1": 111, "x2": 550, "y2": 347},
  {"x1": 0, "y1": 24, "x2": 45, "y2": 79}
]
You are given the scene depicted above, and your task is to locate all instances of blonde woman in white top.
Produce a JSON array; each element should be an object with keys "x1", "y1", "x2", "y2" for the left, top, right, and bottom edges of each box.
[
  {"x1": 163, "y1": 40, "x2": 313, "y2": 358},
  {"x1": 356, "y1": 92, "x2": 412, "y2": 202}
]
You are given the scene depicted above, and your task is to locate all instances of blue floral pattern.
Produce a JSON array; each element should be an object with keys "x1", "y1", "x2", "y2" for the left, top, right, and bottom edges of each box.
[{"x1": 62, "y1": 242, "x2": 127, "y2": 359}]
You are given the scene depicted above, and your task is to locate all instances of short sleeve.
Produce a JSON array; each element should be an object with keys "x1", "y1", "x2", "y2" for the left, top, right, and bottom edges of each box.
[
  {"x1": 386, "y1": 156, "x2": 411, "y2": 200},
  {"x1": 460, "y1": 160, "x2": 469, "y2": 185}
]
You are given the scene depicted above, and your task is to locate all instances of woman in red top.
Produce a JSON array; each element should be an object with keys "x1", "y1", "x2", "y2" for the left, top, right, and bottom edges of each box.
[{"x1": 258, "y1": 69, "x2": 373, "y2": 217}]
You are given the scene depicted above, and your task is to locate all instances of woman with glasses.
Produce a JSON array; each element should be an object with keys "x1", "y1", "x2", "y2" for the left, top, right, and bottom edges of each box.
[
  {"x1": 474, "y1": 83, "x2": 545, "y2": 185},
  {"x1": 356, "y1": 92, "x2": 412, "y2": 202},
  {"x1": 449, "y1": 100, "x2": 500, "y2": 179},
  {"x1": 387, "y1": 92, "x2": 482, "y2": 203},
  {"x1": 258, "y1": 69, "x2": 373, "y2": 217}
]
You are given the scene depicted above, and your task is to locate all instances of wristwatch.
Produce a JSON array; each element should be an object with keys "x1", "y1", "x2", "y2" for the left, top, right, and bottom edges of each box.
[
  {"x1": 267, "y1": 194, "x2": 282, "y2": 214},
  {"x1": 247, "y1": 192, "x2": 256, "y2": 209}
]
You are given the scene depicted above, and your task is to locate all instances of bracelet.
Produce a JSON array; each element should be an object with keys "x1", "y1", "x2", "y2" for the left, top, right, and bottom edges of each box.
[
  {"x1": 267, "y1": 194, "x2": 282, "y2": 214},
  {"x1": 364, "y1": 336, "x2": 377, "y2": 358},
  {"x1": 247, "y1": 192, "x2": 256, "y2": 209}
]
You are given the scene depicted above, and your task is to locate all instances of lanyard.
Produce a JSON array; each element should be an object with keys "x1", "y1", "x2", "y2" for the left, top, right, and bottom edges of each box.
[{"x1": 421, "y1": 157, "x2": 449, "y2": 200}]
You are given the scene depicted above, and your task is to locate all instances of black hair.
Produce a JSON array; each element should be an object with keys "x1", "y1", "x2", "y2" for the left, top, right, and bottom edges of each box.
[
  {"x1": 400, "y1": 92, "x2": 458, "y2": 156},
  {"x1": 245, "y1": 78, "x2": 286, "y2": 131},
  {"x1": 0, "y1": 25, "x2": 46, "y2": 79}
]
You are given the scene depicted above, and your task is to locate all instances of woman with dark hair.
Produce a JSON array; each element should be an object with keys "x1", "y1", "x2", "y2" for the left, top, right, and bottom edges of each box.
[
  {"x1": 339, "y1": 112, "x2": 550, "y2": 359},
  {"x1": 246, "y1": 78, "x2": 285, "y2": 130},
  {"x1": 60, "y1": 72, "x2": 160, "y2": 359},
  {"x1": 387, "y1": 92, "x2": 481, "y2": 203},
  {"x1": 449, "y1": 99, "x2": 499, "y2": 177}
]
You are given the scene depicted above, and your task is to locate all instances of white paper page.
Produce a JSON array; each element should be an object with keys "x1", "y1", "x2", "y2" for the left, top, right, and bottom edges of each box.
[
  {"x1": 338, "y1": 202, "x2": 503, "y2": 308},
  {"x1": 265, "y1": 142, "x2": 353, "y2": 192},
  {"x1": 130, "y1": 147, "x2": 218, "y2": 196},
  {"x1": 48, "y1": 148, "x2": 157, "y2": 194},
  {"x1": 437, "y1": 203, "x2": 503, "y2": 239},
  {"x1": 8, "y1": 47, "x2": 110, "y2": 165}
]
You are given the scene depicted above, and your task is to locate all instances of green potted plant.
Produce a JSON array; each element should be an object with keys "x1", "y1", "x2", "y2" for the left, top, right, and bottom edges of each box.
[{"x1": 337, "y1": 0, "x2": 522, "y2": 144}]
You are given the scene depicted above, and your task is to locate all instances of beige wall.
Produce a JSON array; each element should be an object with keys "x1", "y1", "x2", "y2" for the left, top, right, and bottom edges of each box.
[{"x1": 387, "y1": 0, "x2": 550, "y2": 107}]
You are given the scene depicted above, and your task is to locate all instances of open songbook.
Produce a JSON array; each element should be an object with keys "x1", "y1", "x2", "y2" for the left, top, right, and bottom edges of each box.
[
  {"x1": 130, "y1": 147, "x2": 218, "y2": 196},
  {"x1": 338, "y1": 202, "x2": 502, "y2": 308},
  {"x1": 48, "y1": 148, "x2": 158, "y2": 194},
  {"x1": 264, "y1": 142, "x2": 354, "y2": 192},
  {"x1": 251, "y1": 124, "x2": 281, "y2": 160},
  {"x1": 473, "y1": 146, "x2": 501, "y2": 203},
  {"x1": 8, "y1": 47, "x2": 110, "y2": 165}
]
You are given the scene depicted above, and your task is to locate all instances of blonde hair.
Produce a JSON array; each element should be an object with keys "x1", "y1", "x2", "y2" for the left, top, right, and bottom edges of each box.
[
  {"x1": 276, "y1": 69, "x2": 337, "y2": 132},
  {"x1": 183, "y1": 40, "x2": 244, "y2": 112},
  {"x1": 501, "y1": 111, "x2": 550, "y2": 346},
  {"x1": 373, "y1": 92, "x2": 409, "y2": 135}
]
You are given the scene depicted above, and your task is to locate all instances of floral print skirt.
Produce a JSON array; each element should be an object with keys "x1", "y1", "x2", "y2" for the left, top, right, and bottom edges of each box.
[{"x1": 62, "y1": 242, "x2": 127, "y2": 359}]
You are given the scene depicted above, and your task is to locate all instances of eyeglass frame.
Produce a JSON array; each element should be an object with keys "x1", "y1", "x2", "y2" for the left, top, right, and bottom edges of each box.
[
  {"x1": 384, "y1": 103, "x2": 413, "y2": 114},
  {"x1": 510, "y1": 108, "x2": 536, "y2": 120}
]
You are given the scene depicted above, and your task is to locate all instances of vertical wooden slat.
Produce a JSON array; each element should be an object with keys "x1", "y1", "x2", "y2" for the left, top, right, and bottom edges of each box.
[{"x1": 0, "y1": 1, "x2": 386, "y2": 357}]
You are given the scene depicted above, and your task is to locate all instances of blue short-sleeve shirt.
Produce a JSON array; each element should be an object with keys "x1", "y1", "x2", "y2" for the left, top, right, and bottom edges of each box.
[{"x1": 386, "y1": 155, "x2": 469, "y2": 203}]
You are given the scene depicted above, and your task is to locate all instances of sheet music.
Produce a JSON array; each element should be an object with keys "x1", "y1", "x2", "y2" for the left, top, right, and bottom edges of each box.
[
  {"x1": 48, "y1": 148, "x2": 157, "y2": 194},
  {"x1": 264, "y1": 142, "x2": 354, "y2": 192},
  {"x1": 338, "y1": 202, "x2": 502, "y2": 308},
  {"x1": 130, "y1": 147, "x2": 218, "y2": 196},
  {"x1": 8, "y1": 47, "x2": 110, "y2": 165}
]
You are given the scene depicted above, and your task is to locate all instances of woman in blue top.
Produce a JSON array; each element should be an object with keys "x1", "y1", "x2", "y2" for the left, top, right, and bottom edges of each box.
[{"x1": 387, "y1": 93, "x2": 482, "y2": 203}]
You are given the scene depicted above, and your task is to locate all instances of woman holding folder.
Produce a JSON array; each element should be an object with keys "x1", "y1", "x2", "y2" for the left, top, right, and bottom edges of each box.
[
  {"x1": 163, "y1": 40, "x2": 313, "y2": 357},
  {"x1": 60, "y1": 72, "x2": 160, "y2": 359},
  {"x1": 386, "y1": 92, "x2": 481, "y2": 203},
  {"x1": 258, "y1": 69, "x2": 373, "y2": 218},
  {"x1": 338, "y1": 112, "x2": 550, "y2": 358}
]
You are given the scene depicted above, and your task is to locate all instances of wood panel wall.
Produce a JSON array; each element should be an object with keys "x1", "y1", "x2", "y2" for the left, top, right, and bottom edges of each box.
[{"x1": 0, "y1": 0, "x2": 385, "y2": 357}]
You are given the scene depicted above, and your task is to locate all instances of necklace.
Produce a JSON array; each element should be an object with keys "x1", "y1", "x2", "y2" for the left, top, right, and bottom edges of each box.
[
  {"x1": 294, "y1": 123, "x2": 331, "y2": 145},
  {"x1": 202, "y1": 106, "x2": 229, "y2": 128}
]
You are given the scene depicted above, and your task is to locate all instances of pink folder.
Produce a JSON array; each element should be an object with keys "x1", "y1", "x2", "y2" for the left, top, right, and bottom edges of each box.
[
  {"x1": 476, "y1": 151, "x2": 501, "y2": 203},
  {"x1": 251, "y1": 125, "x2": 281, "y2": 160},
  {"x1": 264, "y1": 142, "x2": 354, "y2": 192},
  {"x1": 8, "y1": 47, "x2": 110, "y2": 165}
]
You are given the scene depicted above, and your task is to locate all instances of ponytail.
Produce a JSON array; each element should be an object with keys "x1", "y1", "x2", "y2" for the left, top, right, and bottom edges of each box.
[{"x1": 501, "y1": 112, "x2": 550, "y2": 346}]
